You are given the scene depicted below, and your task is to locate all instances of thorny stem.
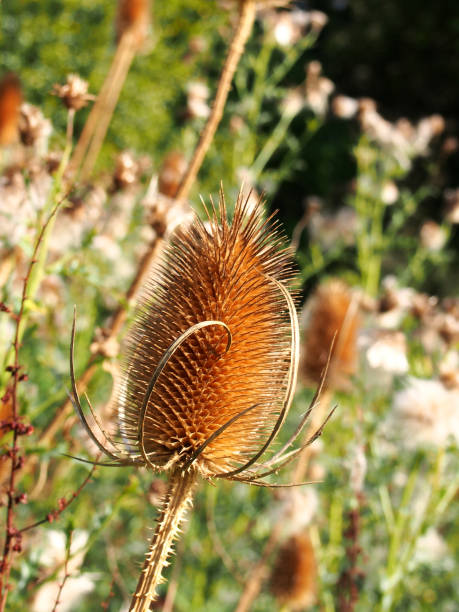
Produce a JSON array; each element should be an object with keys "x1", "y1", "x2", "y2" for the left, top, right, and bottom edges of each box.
[
  {"x1": 19, "y1": 465, "x2": 96, "y2": 534},
  {"x1": 51, "y1": 531, "x2": 73, "y2": 612},
  {"x1": 0, "y1": 199, "x2": 63, "y2": 612},
  {"x1": 175, "y1": 0, "x2": 257, "y2": 202},
  {"x1": 129, "y1": 468, "x2": 197, "y2": 612}
]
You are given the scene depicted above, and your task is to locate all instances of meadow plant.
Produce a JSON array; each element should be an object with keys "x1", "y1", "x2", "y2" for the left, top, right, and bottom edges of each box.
[{"x1": 0, "y1": 2, "x2": 458, "y2": 611}]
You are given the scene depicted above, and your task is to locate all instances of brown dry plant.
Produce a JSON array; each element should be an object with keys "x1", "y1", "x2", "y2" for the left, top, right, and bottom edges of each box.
[
  {"x1": 270, "y1": 531, "x2": 317, "y2": 610},
  {"x1": 68, "y1": 0, "x2": 151, "y2": 181},
  {"x1": 300, "y1": 279, "x2": 360, "y2": 392},
  {"x1": 0, "y1": 73, "x2": 22, "y2": 147},
  {"x1": 69, "y1": 192, "x2": 335, "y2": 610}
]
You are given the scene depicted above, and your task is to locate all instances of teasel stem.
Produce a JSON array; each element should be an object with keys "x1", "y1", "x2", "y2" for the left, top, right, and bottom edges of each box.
[
  {"x1": 129, "y1": 467, "x2": 197, "y2": 611},
  {"x1": 175, "y1": 0, "x2": 257, "y2": 201},
  {"x1": 79, "y1": 32, "x2": 137, "y2": 180},
  {"x1": 68, "y1": 30, "x2": 137, "y2": 181}
]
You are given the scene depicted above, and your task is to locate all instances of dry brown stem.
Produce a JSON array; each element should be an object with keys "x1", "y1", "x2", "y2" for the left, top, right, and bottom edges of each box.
[
  {"x1": 79, "y1": 33, "x2": 137, "y2": 180},
  {"x1": 129, "y1": 468, "x2": 196, "y2": 611},
  {"x1": 234, "y1": 523, "x2": 283, "y2": 612},
  {"x1": 68, "y1": 30, "x2": 137, "y2": 182},
  {"x1": 175, "y1": 0, "x2": 257, "y2": 201}
]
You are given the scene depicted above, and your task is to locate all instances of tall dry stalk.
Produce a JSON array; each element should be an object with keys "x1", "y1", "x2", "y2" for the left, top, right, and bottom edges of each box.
[
  {"x1": 68, "y1": 0, "x2": 150, "y2": 182},
  {"x1": 175, "y1": 0, "x2": 257, "y2": 201}
]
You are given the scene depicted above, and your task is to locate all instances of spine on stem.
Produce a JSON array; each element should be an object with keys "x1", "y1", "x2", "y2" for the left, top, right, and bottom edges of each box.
[{"x1": 129, "y1": 468, "x2": 197, "y2": 612}]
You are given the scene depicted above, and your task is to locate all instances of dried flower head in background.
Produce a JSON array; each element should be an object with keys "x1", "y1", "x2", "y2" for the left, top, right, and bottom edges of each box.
[
  {"x1": 331, "y1": 94, "x2": 358, "y2": 119},
  {"x1": 116, "y1": 0, "x2": 151, "y2": 50},
  {"x1": 359, "y1": 329, "x2": 409, "y2": 377},
  {"x1": 52, "y1": 74, "x2": 94, "y2": 111},
  {"x1": 389, "y1": 378, "x2": 459, "y2": 450},
  {"x1": 112, "y1": 151, "x2": 141, "y2": 190},
  {"x1": 420, "y1": 220, "x2": 447, "y2": 251},
  {"x1": 18, "y1": 103, "x2": 52, "y2": 153},
  {"x1": 305, "y1": 60, "x2": 334, "y2": 116},
  {"x1": 0, "y1": 73, "x2": 22, "y2": 146},
  {"x1": 185, "y1": 81, "x2": 211, "y2": 120},
  {"x1": 157, "y1": 151, "x2": 187, "y2": 198},
  {"x1": 444, "y1": 188, "x2": 459, "y2": 224},
  {"x1": 300, "y1": 280, "x2": 360, "y2": 391},
  {"x1": 270, "y1": 532, "x2": 317, "y2": 610}
]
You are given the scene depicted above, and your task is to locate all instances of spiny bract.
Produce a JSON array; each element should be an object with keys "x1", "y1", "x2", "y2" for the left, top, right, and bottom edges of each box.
[{"x1": 118, "y1": 194, "x2": 296, "y2": 478}]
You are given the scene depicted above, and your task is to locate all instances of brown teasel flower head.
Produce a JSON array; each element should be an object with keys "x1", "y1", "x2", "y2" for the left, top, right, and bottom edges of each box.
[
  {"x1": 116, "y1": 0, "x2": 151, "y2": 50},
  {"x1": 0, "y1": 73, "x2": 22, "y2": 146},
  {"x1": 52, "y1": 74, "x2": 95, "y2": 111},
  {"x1": 300, "y1": 279, "x2": 360, "y2": 391},
  {"x1": 71, "y1": 192, "x2": 313, "y2": 486},
  {"x1": 270, "y1": 531, "x2": 317, "y2": 610}
]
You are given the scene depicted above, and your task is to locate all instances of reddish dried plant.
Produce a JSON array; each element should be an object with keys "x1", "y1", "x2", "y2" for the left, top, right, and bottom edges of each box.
[
  {"x1": 300, "y1": 279, "x2": 360, "y2": 391},
  {"x1": 270, "y1": 531, "x2": 317, "y2": 610},
  {"x1": 0, "y1": 73, "x2": 22, "y2": 146},
  {"x1": 70, "y1": 193, "x2": 327, "y2": 611},
  {"x1": 116, "y1": 0, "x2": 151, "y2": 50}
]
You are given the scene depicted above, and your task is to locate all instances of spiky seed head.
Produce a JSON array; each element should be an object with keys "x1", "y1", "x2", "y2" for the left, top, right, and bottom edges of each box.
[
  {"x1": 118, "y1": 193, "x2": 296, "y2": 478},
  {"x1": 300, "y1": 279, "x2": 360, "y2": 391},
  {"x1": 0, "y1": 73, "x2": 22, "y2": 146},
  {"x1": 270, "y1": 532, "x2": 317, "y2": 610}
]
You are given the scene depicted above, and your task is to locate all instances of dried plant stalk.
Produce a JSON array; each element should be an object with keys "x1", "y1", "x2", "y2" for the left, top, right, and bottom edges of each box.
[
  {"x1": 69, "y1": 0, "x2": 150, "y2": 181},
  {"x1": 175, "y1": 0, "x2": 257, "y2": 201},
  {"x1": 300, "y1": 279, "x2": 360, "y2": 392},
  {"x1": 130, "y1": 467, "x2": 196, "y2": 612}
]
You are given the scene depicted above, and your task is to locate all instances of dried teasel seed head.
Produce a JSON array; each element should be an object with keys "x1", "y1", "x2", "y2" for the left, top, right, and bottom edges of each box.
[
  {"x1": 0, "y1": 73, "x2": 22, "y2": 146},
  {"x1": 18, "y1": 103, "x2": 52, "y2": 152},
  {"x1": 116, "y1": 0, "x2": 151, "y2": 50},
  {"x1": 158, "y1": 151, "x2": 187, "y2": 198},
  {"x1": 117, "y1": 192, "x2": 297, "y2": 478},
  {"x1": 270, "y1": 531, "x2": 317, "y2": 610},
  {"x1": 52, "y1": 74, "x2": 94, "y2": 111},
  {"x1": 300, "y1": 279, "x2": 360, "y2": 391}
]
